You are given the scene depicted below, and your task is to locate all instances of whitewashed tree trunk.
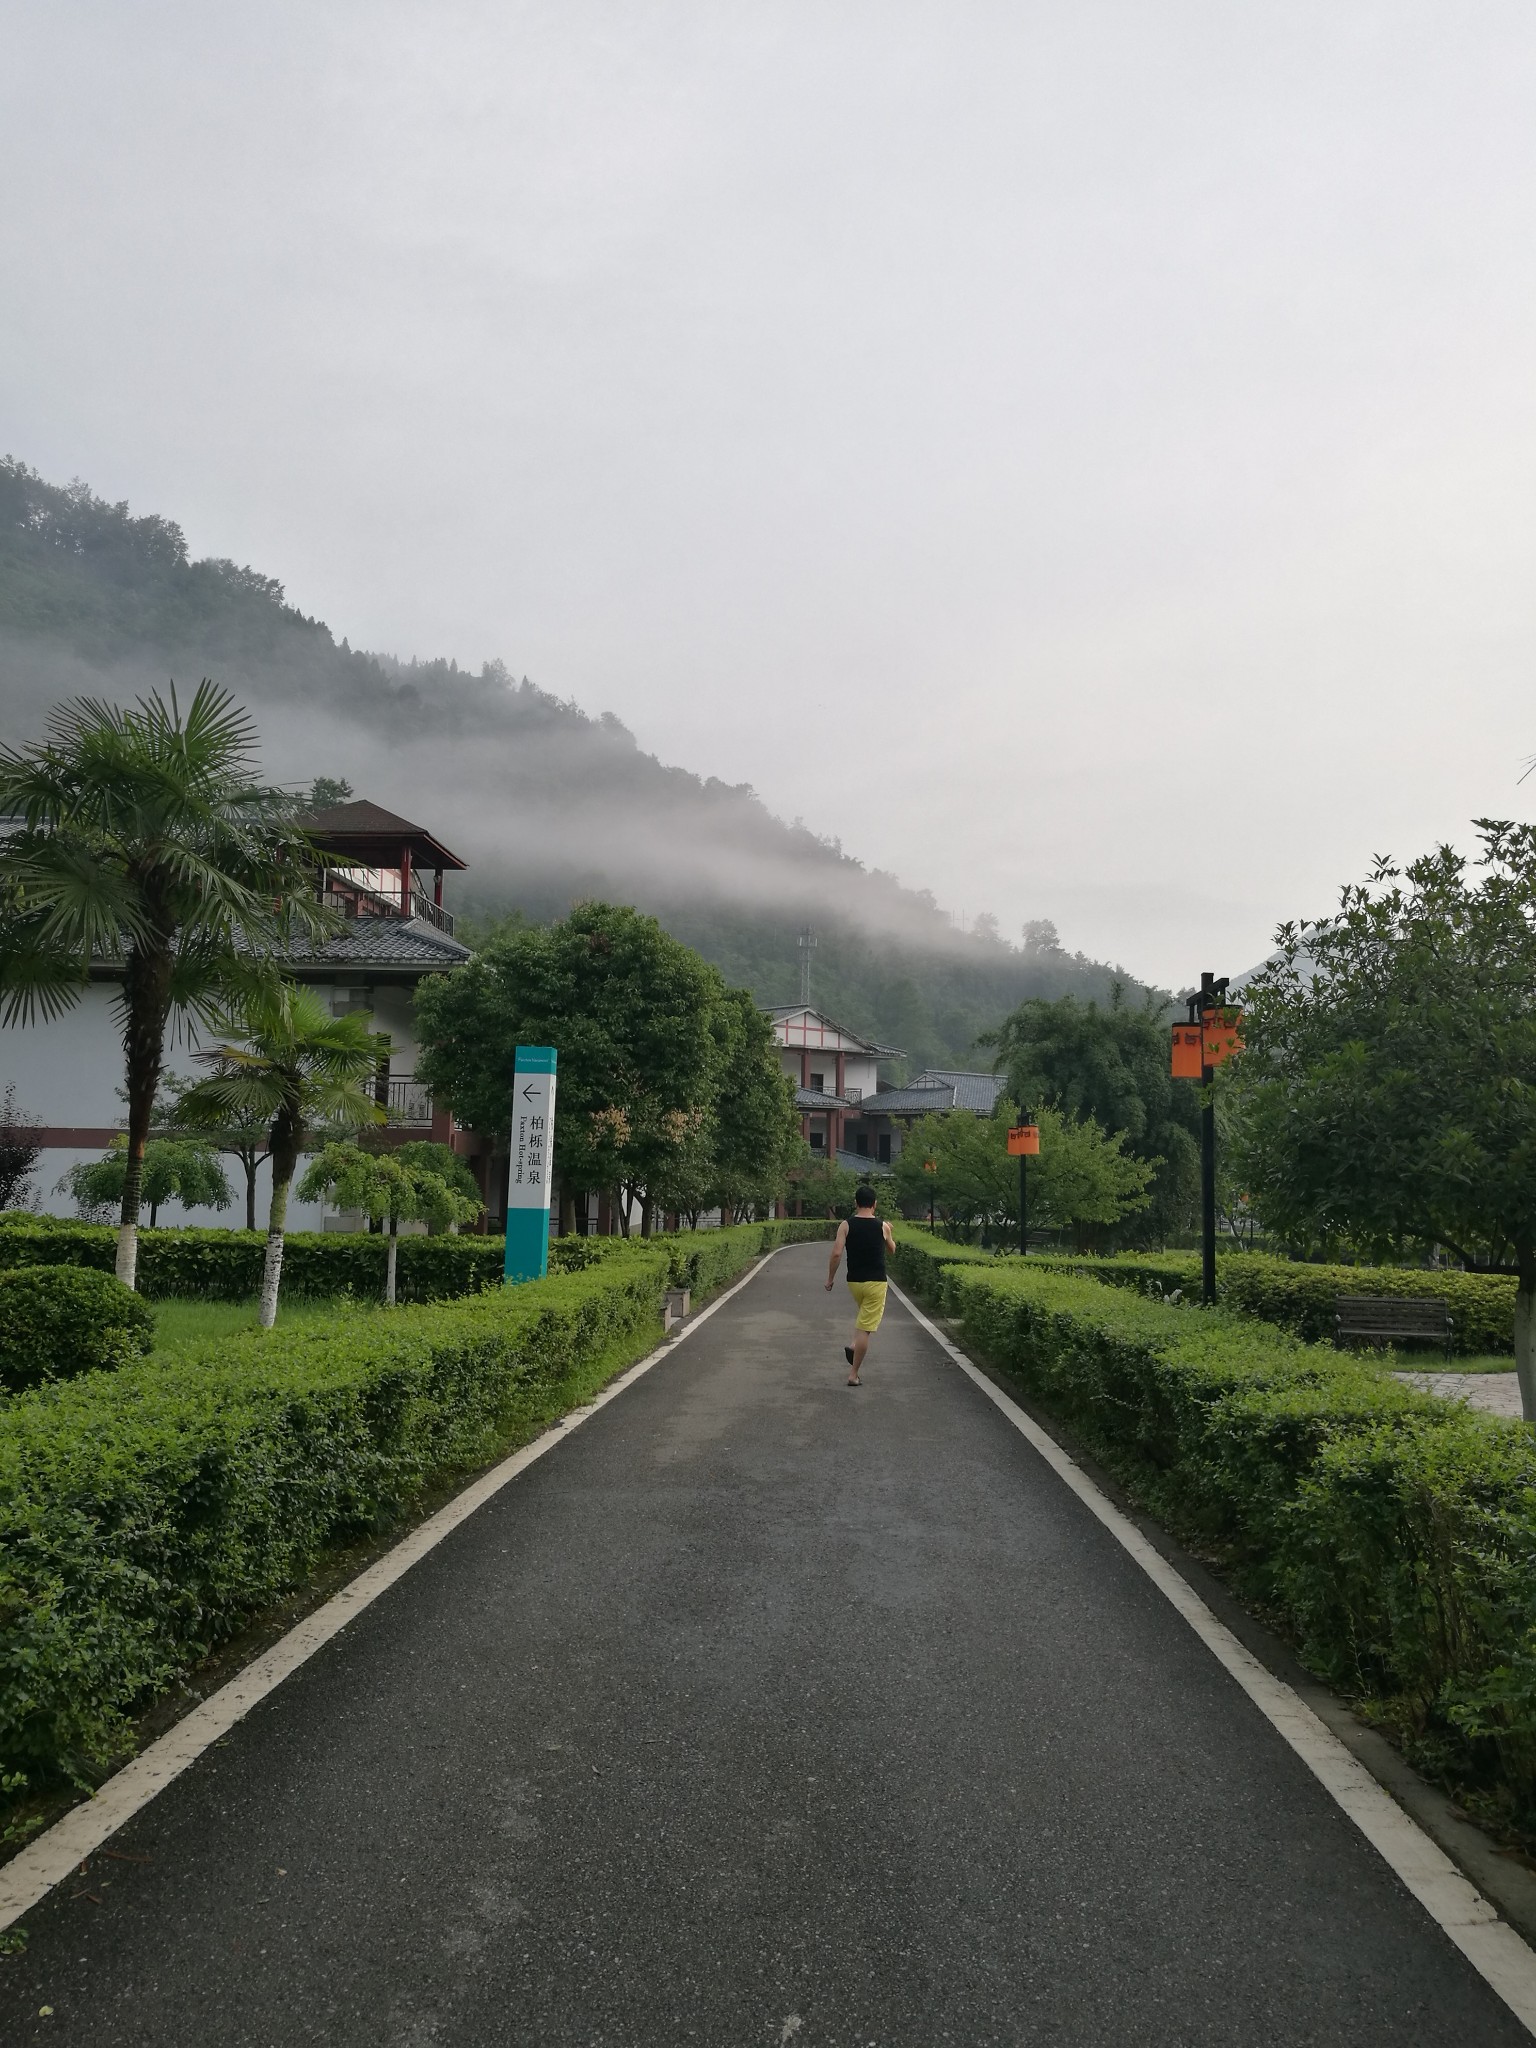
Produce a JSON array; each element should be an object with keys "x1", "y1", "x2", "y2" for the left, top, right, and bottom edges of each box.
[
  {"x1": 258, "y1": 1174, "x2": 292, "y2": 1330},
  {"x1": 115, "y1": 1222, "x2": 139, "y2": 1289},
  {"x1": 385, "y1": 1215, "x2": 399, "y2": 1306},
  {"x1": 1515, "y1": 1261, "x2": 1536, "y2": 1424}
]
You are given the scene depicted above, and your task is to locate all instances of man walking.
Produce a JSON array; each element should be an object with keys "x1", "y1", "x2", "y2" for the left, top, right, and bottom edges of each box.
[{"x1": 826, "y1": 1185, "x2": 895, "y2": 1385}]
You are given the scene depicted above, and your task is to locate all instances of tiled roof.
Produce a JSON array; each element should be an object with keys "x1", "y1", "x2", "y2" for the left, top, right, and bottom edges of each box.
[
  {"x1": 858, "y1": 1083, "x2": 956, "y2": 1116},
  {"x1": 299, "y1": 799, "x2": 467, "y2": 871},
  {"x1": 795, "y1": 1087, "x2": 850, "y2": 1111},
  {"x1": 281, "y1": 914, "x2": 471, "y2": 971},
  {"x1": 836, "y1": 1148, "x2": 889, "y2": 1176},
  {"x1": 909, "y1": 1069, "x2": 1007, "y2": 1113}
]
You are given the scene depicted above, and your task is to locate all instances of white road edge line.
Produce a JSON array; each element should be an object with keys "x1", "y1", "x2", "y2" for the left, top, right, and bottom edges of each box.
[
  {"x1": 889, "y1": 1280, "x2": 1536, "y2": 2039},
  {"x1": 0, "y1": 1248, "x2": 784, "y2": 1932}
]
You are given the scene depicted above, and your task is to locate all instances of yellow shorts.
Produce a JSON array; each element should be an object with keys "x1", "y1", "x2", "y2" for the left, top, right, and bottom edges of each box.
[{"x1": 846, "y1": 1279, "x2": 888, "y2": 1332}]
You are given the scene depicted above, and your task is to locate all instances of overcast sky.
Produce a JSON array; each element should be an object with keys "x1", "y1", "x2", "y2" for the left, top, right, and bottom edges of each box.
[{"x1": 3, "y1": 2, "x2": 1534, "y2": 985}]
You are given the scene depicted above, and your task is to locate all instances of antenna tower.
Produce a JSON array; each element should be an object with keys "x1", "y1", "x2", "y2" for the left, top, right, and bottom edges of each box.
[{"x1": 798, "y1": 926, "x2": 817, "y2": 1007}]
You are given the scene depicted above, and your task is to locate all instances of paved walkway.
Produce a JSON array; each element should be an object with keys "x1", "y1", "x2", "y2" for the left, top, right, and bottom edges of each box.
[
  {"x1": 1, "y1": 1246, "x2": 1527, "y2": 2044},
  {"x1": 1394, "y1": 1370, "x2": 1523, "y2": 1417}
]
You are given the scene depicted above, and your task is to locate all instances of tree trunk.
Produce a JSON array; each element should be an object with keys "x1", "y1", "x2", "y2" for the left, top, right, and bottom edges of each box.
[
  {"x1": 149, "y1": 1200, "x2": 159, "y2": 1229},
  {"x1": 385, "y1": 1214, "x2": 399, "y2": 1305},
  {"x1": 640, "y1": 1197, "x2": 653, "y2": 1238},
  {"x1": 1516, "y1": 1245, "x2": 1536, "y2": 1424},
  {"x1": 115, "y1": 936, "x2": 175, "y2": 1289},
  {"x1": 244, "y1": 1156, "x2": 257, "y2": 1232},
  {"x1": 259, "y1": 1122, "x2": 300, "y2": 1331},
  {"x1": 259, "y1": 1171, "x2": 291, "y2": 1329},
  {"x1": 559, "y1": 1188, "x2": 576, "y2": 1237},
  {"x1": 615, "y1": 1187, "x2": 630, "y2": 1237}
]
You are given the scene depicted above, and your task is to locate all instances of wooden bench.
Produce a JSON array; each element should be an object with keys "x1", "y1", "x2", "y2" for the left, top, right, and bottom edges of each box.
[{"x1": 1335, "y1": 1295, "x2": 1454, "y2": 1362}]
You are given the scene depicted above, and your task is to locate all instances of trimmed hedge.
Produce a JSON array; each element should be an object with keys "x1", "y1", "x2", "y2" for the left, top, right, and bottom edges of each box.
[
  {"x1": 0, "y1": 1219, "x2": 824, "y2": 1801},
  {"x1": 0, "y1": 1214, "x2": 834, "y2": 1306},
  {"x1": 0, "y1": 1267, "x2": 156, "y2": 1392},
  {"x1": 893, "y1": 1239, "x2": 1536, "y2": 1831},
  {"x1": 1025, "y1": 1248, "x2": 1516, "y2": 1356}
]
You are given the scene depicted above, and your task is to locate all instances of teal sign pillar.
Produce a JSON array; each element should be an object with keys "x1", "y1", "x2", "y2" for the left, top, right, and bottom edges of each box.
[{"x1": 504, "y1": 1045, "x2": 557, "y2": 1283}]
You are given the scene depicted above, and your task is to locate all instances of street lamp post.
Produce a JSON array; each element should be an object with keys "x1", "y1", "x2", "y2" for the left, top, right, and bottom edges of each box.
[
  {"x1": 1171, "y1": 972, "x2": 1239, "y2": 1307},
  {"x1": 1007, "y1": 1116, "x2": 1040, "y2": 1256}
]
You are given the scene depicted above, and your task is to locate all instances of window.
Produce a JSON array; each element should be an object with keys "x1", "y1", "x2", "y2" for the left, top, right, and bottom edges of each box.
[
  {"x1": 809, "y1": 1071, "x2": 825, "y2": 1093},
  {"x1": 810, "y1": 1130, "x2": 825, "y2": 1151},
  {"x1": 877, "y1": 1134, "x2": 891, "y2": 1164},
  {"x1": 855, "y1": 1133, "x2": 869, "y2": 1156}
]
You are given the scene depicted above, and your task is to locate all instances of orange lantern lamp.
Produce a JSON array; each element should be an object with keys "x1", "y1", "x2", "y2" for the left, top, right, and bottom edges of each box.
[
  {"x1": 1007, "y1": 1123, "x2": 1040, "y2": 1157},
  {"x1": 1202, "y1": 1007, "x2": 1244, "y2": 1068},
  {"x1": 1170, "y1": 1023, "x2": 1203, "y2": 1079}
]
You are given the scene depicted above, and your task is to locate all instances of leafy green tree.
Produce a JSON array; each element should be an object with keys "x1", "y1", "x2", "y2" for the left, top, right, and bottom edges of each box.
[
  {"x1": 700, "y1": 986, "x2": 801, "y2": 1220},
  {"x1": 415, "y1": 902, "x2": 725, "y2": 1235},
  {"x1": 985, "y1": 987, "x2": 1198, "y2": 1244},
  {"x1": 180, "y1": 983, "x2": 382, "y2": 1326},
  {"x1": 1232, "y1": 823, "x2": 1536, "y2": 1418},
  {"x1": 393, "y1": 1139, "x2": 482, "y2": 1212},
  {"x1": 788, "y1": 1149, "x2": 867, "y2": 1219},
  {"x1": 0, "y1": 682, "x2": 329, "y2": 1286},
  {"x1": 56, "y1": 1135, "x2": 232, "y2": 1227},
  {"x1": 298, "y1": 1141, "x2": 482, "y2": 1303},
  {"x1": 892, "y1": 1100, "x2": 1155, "y2": 1243},
  {"x1": 160, "y1": 1061, "x2": 272, "y2": 1229}
]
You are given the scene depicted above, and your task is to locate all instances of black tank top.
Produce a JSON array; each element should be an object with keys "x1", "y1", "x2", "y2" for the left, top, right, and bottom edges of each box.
[{"x1": 845, "y1": 1214, "x2": 887, "y2": 1282}]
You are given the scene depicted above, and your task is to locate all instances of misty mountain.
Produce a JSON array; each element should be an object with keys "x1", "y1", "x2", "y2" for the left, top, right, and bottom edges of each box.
[{"x1": 0, "y1": 458, "x2": 1145, "y2": 1070}]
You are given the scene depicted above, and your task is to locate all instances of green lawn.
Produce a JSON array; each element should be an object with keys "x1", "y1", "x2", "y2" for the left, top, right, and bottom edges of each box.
[
  {"x1": 152, "y1": 1295, "x2": 380, "y2": 1359},
  {"x1": 1375, "y1": 1350, "x2": 1514, "y2": 1375}
]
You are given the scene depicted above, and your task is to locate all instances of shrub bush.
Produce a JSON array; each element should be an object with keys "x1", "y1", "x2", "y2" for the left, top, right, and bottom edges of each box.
[
  {"x1": 0, "y1": 1266, "x2": 156, "y2": 1392},
  {"x1": 0, "y1": 1214, "x2": 834, "y2": 1305},
  {"x1": 1024, "y1": 1248, "x2": 1515, "y2": 1355},
  {"x1": 901, "y1": 1248, "x2": 1536, "y2": 1831}
]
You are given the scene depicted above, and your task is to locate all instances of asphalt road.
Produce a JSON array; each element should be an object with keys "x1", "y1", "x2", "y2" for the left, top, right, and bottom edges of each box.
[{"x1": 1, "y1": 1244, "x2": 1526, "y2": 2045}]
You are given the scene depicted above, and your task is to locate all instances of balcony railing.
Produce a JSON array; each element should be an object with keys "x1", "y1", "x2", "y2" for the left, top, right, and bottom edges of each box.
[
  {"x1": 384, "y1": 1075, "x2": 435, "y2": 1126},
  {"x1": 408, "y1": 891, "x2": 456, "y2": 936},
  {"x1": 318, "y1": 871, "x2": 455, "y2": 937}
]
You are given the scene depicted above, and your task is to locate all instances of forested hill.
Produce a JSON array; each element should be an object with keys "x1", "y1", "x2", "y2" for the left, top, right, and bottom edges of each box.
[{"x1": 0, "y1": 459, "x2": 1146, "y2": 1070}]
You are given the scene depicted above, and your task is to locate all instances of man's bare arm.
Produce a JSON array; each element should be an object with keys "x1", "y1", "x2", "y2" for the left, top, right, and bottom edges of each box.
[{"x1": 826, "y1": 1220, "x2": 848, "y2": 1290}]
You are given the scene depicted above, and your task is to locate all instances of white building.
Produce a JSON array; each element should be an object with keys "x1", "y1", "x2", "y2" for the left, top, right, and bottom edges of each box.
[
  {"x1": 769, "y1": 1005, "x2": 902, "y2": 1173},
  {"x1": 1, "y1": 800, "x2": 475, "y2": 1232}
]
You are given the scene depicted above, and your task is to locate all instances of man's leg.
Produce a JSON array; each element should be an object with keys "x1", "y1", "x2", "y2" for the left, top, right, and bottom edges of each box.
[{"x1": 849, "y1": 1326, "x2": 870, "y2": 1381}]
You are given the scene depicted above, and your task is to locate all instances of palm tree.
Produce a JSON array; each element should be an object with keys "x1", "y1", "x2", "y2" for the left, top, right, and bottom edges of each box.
[
  {"x1": 0, "y1": 682, "x2": 331, "y2": 1287},
  {"x1": 182, "y1": 983, "x2": 384, "y2": 1326}
]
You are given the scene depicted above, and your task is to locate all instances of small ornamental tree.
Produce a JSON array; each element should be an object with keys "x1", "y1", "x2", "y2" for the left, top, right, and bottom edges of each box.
[
  {"x1": 180, "y1": 983, "x2": 382, "y2": 1327},
  {"x1": 165, "y1": 1059, "x2": 273, "y2": 1230},
  {"x1": 1232, "y1": 822, "x2": 1536, "y2": 1418},
  {"x1": 56, "y1": 1134, "x2": 232, "y2": 1227},
  {"x1": 891, "y1": 1100, "x2": 1155, "y2": 1243},
  {"x1": 298, "y1": 1142, "x2": 482, "y2": 1303}
]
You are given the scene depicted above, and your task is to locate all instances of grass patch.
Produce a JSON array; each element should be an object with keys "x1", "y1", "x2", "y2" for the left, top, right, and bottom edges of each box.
[
  {"x1": 1408, "y1": 1353, "x2": 1515, "y2": 1375},
  {"x1": 152, "y1": 1295, "x2": 379, "y2": 1358}
]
